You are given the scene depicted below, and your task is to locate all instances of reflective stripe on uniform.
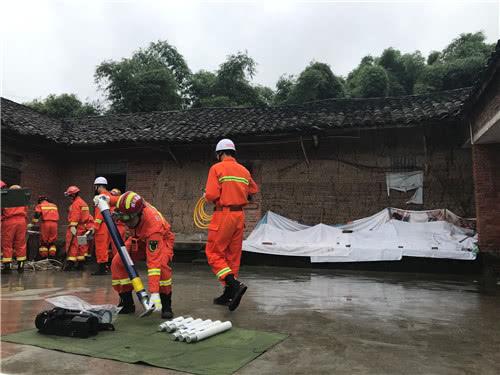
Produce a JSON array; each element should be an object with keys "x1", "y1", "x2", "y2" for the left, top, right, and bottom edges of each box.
[
  {"x1": 81, "y1": 206, "x2": 89, "y2": 210},
  {"x1": 39, "y1": 247, "x2": 48, "y2": 253},
  {"x1": 148, "y1": 268, "x2": 161, "y2": 276},
  {"x1": 218, "y1": 176, "x2": 249, "y2": 185},
  {"x1": 112, "y1": 278, "x2": 132, "y2": 286},
  {"x1": 67, "y1": 256, "x2": 77, "y2": 261},
  {"x1": 32, "y1": 219, "x2": 39, "y2": 223},
  {"x1": 41, "y1": 207, "x2": 58, "y2": 210},
  {"x1": 159, "y1": 279, "x2": 172, "y2": 286},
  {"x1": 2, "y1": 258, "x2": 13, "y2": 262},
  {"x1": 16, "y1": 256, "x2": 27, "y2": 261},
  {"x1": 77, "y1": 256, "x2": 85, "y2": 261},
  {"x1": 70, "y1": 222, "x2": 79, "y2": 226},
  {"x1": 95, "y1": 219, "x2": 102, "y2": 224},
  {"x1": 216, "y1": 267, "x2": 232, "y2": 278}
]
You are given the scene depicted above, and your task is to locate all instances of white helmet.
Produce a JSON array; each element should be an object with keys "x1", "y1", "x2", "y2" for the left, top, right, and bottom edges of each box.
[
  {"x1": 215, "y1": 139, "x2": 236, "y2": 152},
  {"x1": 94, "y1": 176, "x2": 108, "y2": 185}
]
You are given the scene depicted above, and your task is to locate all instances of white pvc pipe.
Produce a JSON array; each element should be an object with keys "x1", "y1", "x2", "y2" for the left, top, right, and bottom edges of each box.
[
  {"x1": 165, "y1": 317, "x2": 194, "y2": 332},
  {"x1": 186, "y1": 321, "x2": 232, "y2": 343},
  {"x1": 179, "y1": 320, "x2": 216, "y2": 341},
  {"x1": 179, "y1": 318, "x2": 203, "y2": 330},
  {"x1": 158, "y1": 316, "x2": 186, "y2": 332}
]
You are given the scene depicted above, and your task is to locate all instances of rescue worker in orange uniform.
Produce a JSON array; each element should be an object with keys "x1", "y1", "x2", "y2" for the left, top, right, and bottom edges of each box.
[
  {"x1": 0, "y1": 180, "x2": 7, "y2": 262},
  {"x1": 1, "y1": 185, "x2": 29, "y2": 273},
  {"x1": 204, "y1": 139, "x2": 259, "y2": 311},
  {"x1": 89, "y1": 177, "x2": 118, "y2": 275},
  {"x1": 110, "y1": 191, "x2": 175, "y2": 319},
  {"x1": 81, "y1": 213, "x2": 94, "y2": 261},
  {"x1": 110, "y1": 188, "x2": 127, "y2": 256},
  {"x1": 64, "y1": 185, "x2": 90, "y2": 271},
  {"x1": 32, "y1": 196, "x2": 59, "y2": 259}
]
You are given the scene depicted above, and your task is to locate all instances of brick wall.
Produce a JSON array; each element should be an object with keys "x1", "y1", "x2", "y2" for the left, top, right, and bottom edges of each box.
[
  {"x1": 472, "y1": 144, "x2": 500, "y2": 253},
  {"x1": 3, "y1": 121, "x2": 474, "y2": 241}
]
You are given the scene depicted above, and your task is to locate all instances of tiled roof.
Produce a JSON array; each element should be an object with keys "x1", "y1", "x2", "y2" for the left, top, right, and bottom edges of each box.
[{"x1": 1, "y1": 88, "x2": 471, "y2": 146}]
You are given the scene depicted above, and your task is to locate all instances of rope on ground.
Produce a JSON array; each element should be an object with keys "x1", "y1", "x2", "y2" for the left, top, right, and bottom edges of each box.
[
  {"x1": 24, "y1": 259, "x2": 63, "y2": 272},
  {"x1": 193, "y1": 196, "x2": 213, "y2": 230}
]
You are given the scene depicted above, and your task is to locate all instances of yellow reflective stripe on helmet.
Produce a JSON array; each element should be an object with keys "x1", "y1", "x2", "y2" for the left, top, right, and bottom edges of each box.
[
  {"x1": 116, "y1": 194, "x2": 124, "y2": 209},
  {"x1": 125, "y1": 192, "x2": 136, "y2": 210},
  {"x1": 95, "y1": 219, "x2": 102, "y2": 224},
  {"x1": 148, "y1": 268, "x2": 161, "y2": 276},
  {"x1": 159, "y1": 279, "x2": 172, "y2": 286},
  {"x1": 216, "y1": 267, "x2": 232, "y2": 278},
  {"x1": 218, "y1": 176, "x2": 249, "y2": 185}
]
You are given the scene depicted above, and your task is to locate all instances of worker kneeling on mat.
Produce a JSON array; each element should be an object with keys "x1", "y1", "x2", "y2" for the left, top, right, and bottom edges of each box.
[{"x1": 111, "y1": 191, "x2": 175, "y2": 319}]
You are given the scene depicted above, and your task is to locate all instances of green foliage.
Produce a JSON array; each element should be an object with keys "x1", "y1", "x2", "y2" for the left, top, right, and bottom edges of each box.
[
  {"x1": 273, "y1": 74, "x2": 296, "y2": 105},
  {"x1": 189, "y1": 51, "x2": 270, "y2": 108},
  {"x1": 415, "y1": 32, "x2": 494, "y2": 93},
  {"x1": 351, "y1": 65, "x2": 389, "y2": 98},
  {"x1": 286, "y1": 62, "x2": 345, "y2": 104},
  {"x1": 95, "y1": 40, "x2": 190, "y2": 113},
  {"x1": 25, "y1": 94, "x2": 101, "y2": 118}
]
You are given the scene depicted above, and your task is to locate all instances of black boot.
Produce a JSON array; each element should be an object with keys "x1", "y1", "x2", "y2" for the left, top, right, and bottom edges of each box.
[
  {"x1": 17, "y1": 261, "x2": 25, "y2": 274},
  {"x1": 160, "y1": 293, "x2": 173, "y2": 319},
  {"x1": 1, "y1": 262, "x2": 12, "y2": 274},
  {"x1": 91, "y1": 263, "x2": 108, "y2": 275},
  {"x1": 225, "y1": 274, "x2": 247, "y2": 312},
  {"x1": 118, "y1": 292, "x2": 135, "y2": 314},
  {"x1": 75, "y1": 261, "x2": 84, "y2": 271},
  {"x1": 64, "y1": 260, "x2": 75, "y2": 271},
  {"x1": 213, "y1": 286, "x2": 232, "y2": 306}
]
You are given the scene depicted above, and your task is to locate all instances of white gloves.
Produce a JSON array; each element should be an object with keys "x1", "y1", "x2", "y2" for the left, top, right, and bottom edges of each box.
[
  {"x1": 93, "y1": 194, "x2": 110, "y2": 207},
  {"x1": 149, "y1": 293, "x2": 162, "y2": 312},
  {"x1": 70, "y1": 226, "x2": 77, "y2": 236},
  {"x1": 27, "y1": 223, "x2": 34, "y2": 229}
]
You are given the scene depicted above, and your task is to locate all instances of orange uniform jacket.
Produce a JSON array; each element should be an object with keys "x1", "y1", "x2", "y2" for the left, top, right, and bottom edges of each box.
[
  {"x1": 33, "y1": 201, "x2": 59, "y2": 222},
  {"x1": 205, "y1": 156, "x2": 259, "y2": 206},
  {"x1": 2, "y1": 206, "x2": 28, "y2": 221},
  {"x1": 68, "y1": 196, "x2": 90, "y2": 230},
  {"x1": 124, "y1": 204, "x2": 175, "y2": 293}
]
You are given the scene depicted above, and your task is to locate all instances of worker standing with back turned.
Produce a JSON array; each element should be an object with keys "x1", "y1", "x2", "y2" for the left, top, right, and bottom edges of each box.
[
  {"x1": 32, "y1": 195, "x2": 59, "y2": 259},
  {"x1": 204, "y1": 139, "x2": 259, "y2": 311},
  {"x1": 90, "y1": 177, "x2": 117, "y2": 275}
]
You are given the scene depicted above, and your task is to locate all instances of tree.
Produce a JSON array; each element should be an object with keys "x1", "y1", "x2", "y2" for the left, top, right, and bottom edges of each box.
[
  {"x1": 351, "y1": 65, "x2": 389, "y2": 98},
  {"x1": 95, "y1": 40, "x2": 190, "y2": 113},
  {"x1": 415, "y1": 32, "x2": 495, "y2": 93},
  {"x1": 273, "y1": 74, "x2": 296, "y2": 104},
  {"x1": 25, "y1": 94, "x2": 101, "y2": 118},
  {"x1": 189, "y1": 51, "x2": 266, "y2": 108},
  {"x1": 287, "y1": 62, "x2": 345, "y2": 104}
]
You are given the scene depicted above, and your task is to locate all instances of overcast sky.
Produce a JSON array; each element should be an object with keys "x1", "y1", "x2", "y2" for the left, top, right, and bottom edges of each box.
[{"x1": 1, "y1": 0, "x2": 499, "y2": 104}]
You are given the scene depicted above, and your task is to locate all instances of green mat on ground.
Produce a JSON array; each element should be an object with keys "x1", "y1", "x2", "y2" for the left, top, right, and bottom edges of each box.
[{"x1": 1, "y1": 315, "x2": 287, "y2": 375}]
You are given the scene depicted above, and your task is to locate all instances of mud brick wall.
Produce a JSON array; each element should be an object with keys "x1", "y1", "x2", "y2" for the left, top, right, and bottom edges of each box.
[
  {"x1": 473, "y1": 144, "x2": 500, "y2": 253},
  {"x1": 254, "y1": 125, "x2": 474, "y2": 226}
]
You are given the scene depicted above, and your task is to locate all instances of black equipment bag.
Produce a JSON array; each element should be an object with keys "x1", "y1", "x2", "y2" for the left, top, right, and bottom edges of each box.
[{"x1": 35, "y1": 307, "x2": 114, "y2": 338}]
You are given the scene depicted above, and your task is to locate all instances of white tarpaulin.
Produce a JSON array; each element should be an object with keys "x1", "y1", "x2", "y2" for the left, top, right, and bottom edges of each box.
[{"x1": 243, "y1": 209, "x2": 477, "y2": 262}]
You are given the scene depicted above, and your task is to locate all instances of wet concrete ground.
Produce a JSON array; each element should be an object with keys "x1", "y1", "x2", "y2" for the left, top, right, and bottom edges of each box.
[{"x1": 1, "y1": 263, "x2": 500, "y2": 374}]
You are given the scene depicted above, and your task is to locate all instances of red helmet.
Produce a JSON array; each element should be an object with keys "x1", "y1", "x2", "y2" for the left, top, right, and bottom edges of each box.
[
  {"x1": 0, "y1": 180, "x2": 7, "y2": 189},
  {"x1": 110, "y1": 188, "x2": 122, "y2": 196},
  {"x1": 64, "y1": 185, "x2": 80, "y2": 196},
  {"x1": 116, "y1": 191, "x2": 144, "y2": 215}
]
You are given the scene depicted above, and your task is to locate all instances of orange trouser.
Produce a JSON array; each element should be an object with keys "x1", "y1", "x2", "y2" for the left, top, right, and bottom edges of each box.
[
  {"x1": 94, "y1": 228, "x2": 111, "y2": 264},
  {"x1": 111, "y1": 251, "x2": 172, "y2": 295},
  {"x1": 111, "y1": 223, "x2": 127, "y2": 257},
  {"x1": 1, "y1": 217, "x2": 27, "y2": 263},
  {"x1": 39, "y1": 221, "x2": 58, "y2": 257},
  {"x1": 66, "y1": 226, "x2": 86, "y2": 261},
  {"x1": 205, "y1": 210, "x2": 244, "y2": 283}
]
